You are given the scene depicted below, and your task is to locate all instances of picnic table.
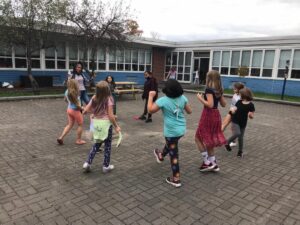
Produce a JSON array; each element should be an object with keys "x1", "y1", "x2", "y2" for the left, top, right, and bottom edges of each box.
[{"x1": 115, "y1": 81, "x2": 143, "y2": 100}]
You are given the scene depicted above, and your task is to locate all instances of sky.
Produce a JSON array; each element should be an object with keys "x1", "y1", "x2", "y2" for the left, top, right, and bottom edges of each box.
[{"x1": 124, "y1": 0, "x2": 300, "y2": 41}]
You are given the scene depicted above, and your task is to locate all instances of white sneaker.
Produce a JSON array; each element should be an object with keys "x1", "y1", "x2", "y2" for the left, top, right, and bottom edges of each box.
[
  {"x1": 83, "y1": 162, "x2": 91, "y2": 172},
  {"x1": 229, "y1": 142, "x2": 237, "y2": 147},
  {"x1": 102, "y1": 165, "x2": 114, "y2": 173}
]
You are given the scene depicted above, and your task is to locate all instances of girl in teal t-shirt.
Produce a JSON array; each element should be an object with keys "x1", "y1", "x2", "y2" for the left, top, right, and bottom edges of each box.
[{"x1": 148, "y1": 79, "x2": 192, "y2": 188}]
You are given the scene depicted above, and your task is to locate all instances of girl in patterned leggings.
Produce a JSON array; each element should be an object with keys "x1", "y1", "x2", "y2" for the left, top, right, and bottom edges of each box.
[
  {"x1": 148, "y1": 80, "x2": 192, "y2": 187},
  {"x1": 82, "y1": 81, "x2": 121, "y2": 173}
]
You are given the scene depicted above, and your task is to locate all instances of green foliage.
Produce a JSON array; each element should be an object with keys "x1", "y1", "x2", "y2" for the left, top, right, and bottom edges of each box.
[{"x1": 238, "y1": 66, "x2": 249, "y2": 77}]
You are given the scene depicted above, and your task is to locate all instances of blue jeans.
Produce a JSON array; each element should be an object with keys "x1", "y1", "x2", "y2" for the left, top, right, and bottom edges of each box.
[{"x1": 80, "y1": 90, "x2": 90, "y2": 105}]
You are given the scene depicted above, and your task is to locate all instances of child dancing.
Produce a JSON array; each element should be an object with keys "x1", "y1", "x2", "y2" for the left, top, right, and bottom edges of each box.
[{"x1": 148, "y1": 79, "x2": 192, "y2": 187}]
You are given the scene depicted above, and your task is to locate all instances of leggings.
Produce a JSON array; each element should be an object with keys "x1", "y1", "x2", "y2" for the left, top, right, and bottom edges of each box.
[
  {"x1": 227, "y1": 122, "x2": 246, "y2": 153},
  {"x1": 86, "y1": 126, "x2": 113, "y2": 167},
  {"x1": 162, "y1": 136, "x2": 181, "y2": 179}
]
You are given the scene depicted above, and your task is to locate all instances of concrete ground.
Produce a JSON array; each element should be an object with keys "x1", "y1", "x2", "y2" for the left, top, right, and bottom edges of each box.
[{"x1": 0, "y1": 93, "x2": 300, "y2": 225}]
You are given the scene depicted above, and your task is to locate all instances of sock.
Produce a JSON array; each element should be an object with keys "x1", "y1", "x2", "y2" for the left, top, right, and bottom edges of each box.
[
  {"x1": 208, "y1": 156, "x2": 216, "y2": 165},
  {"x1": 201, "y1": 151, "x2": 210, "y2": 164}
]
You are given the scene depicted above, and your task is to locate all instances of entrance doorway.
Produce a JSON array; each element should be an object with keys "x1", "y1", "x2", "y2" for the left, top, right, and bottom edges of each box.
[{"x1": 193, "y1": 57, "x2": 209, "y2": 85}]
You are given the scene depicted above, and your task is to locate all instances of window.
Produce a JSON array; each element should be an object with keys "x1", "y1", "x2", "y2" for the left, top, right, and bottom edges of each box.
[
  {"x1": 164, "y1": 51, "x2": 192, "y2": 82},
  {"x1": 117, "y1": 49, "x2": 124, "y2": 71},
  {"x1": 262, "y1": 50, "x2": 275, "y2": 77},
  {"x1": 251, "y1": 50, "x2": 262, "y2": 77},
  {"x1": 57, "y1": 43, "x2": 66, "y2": 69},
  {"x1": 109, "y1": 50, "x2": 116, "y2": 70},
  {"x1": 69, "y1": 44, "x2": 78, "y2": 69},
  {"x1": 172, "y1": 52, "x2": 178, "y2": 66},
  {"x1": 31, "y1": 50, "x2": 40, "y2": 68},
  {"x1": 221, "y1": 51, "x2": 230, "y2": 75},
  {"x1": 15, "y1": 46, "x2": 27, "y2": 68},
  {"x1": 0, "y1": 46, "x2": 12, "y2": 68},
  {"x1": 278, "y1": 50, "x2": 291, "y2": 78},
  {"x1": 78, "y1": 47, "x2": 88, "y2": 69},
  {"x1": 138, "y1": 50, "x2": 145, "y2": 71},
  {"x1": 131, "y1": 50, "x2": 138, "y2": 71},
  {"x1": 230, "y1": 51, "x2": 240, "y2": 75},
  {"x1": 212, "y1": 51, "x2": 220, "y2": 71},
  {"x1": 184, "y1": 52, "x2": 191, "y2": 82},
  {"x1": 88, "y1": 49, "x2": 97, "y2": 71},
  {"x1": 145, "y1": 51, "x2": 151, "y2": 71},
  {"x1": 291, "y1": 49, "x2": 300, "y2": 79},
  {"x1": 124, "y1": 49, "x2": 131, "y2": 71},
  {"x1": 240, "y1": 50, "x2": 250, "y2": 75},
  {"x1": 45, "y1": 47, "x2": 55, "y2": 69},
  {"x1": 165, "y1": 52, "x2": 171, "y2": 78},
  {"x1": 177, "y1": 52, "x2": 184, "y2": 81},
  {"x1": 98, "y1": 48, "x2": 106, "y2": 70}
]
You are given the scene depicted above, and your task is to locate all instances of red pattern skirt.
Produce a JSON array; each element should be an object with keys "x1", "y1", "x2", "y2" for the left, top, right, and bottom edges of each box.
[{"x1": 195, "y1": 107, "x2": 226, "y2": 149}]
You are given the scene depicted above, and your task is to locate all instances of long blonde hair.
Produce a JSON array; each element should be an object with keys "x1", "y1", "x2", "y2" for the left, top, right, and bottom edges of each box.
[
  {"x1": 206, "y1": 70, "x2": 224, "y2": 97},
  {"x1": 92, "y1": 81, "x2": 111, "y2": 114},
  {"x1": 67, "y1": 79, "x2": 80, "y2": 107}
]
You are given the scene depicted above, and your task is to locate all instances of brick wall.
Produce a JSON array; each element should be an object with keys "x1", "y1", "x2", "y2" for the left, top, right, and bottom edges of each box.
[{"x1": 152, "y1": 47, "x2": 166, "y2": 82}]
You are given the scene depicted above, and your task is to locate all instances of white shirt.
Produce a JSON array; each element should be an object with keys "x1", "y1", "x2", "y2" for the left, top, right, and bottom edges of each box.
[{"x1": 231, "y1": 93, "x2": 240, "y2": 108}]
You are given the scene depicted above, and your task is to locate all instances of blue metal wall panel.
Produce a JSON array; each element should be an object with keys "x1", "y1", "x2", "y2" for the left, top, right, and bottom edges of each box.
[
  {"x1": 0, "y1": 70, "x2": 146, "y2": 87},
  {"x1": 222, "y1": 76, "x2": 300, "y2": 97}
]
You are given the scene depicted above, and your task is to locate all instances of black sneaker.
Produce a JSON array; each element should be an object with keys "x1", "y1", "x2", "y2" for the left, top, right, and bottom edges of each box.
[
  {"x1": 166, "y1": 177, "x2": 181, "y2": 188},
  {"x1": 153, "y1": 149, "x2": 164, "y2": 163},
  {"x1": 145, "y1": 118, "x2": 152, "y2": 123},
  {"x1": 225, "y1": 144, "x2": 232, "y2": 152},
  {"x1": 237, "y1": 151, "x2": 243, "y2": 158},
  {"x1": 138, "y1": 115, "x2": 146, "y2": 120}
]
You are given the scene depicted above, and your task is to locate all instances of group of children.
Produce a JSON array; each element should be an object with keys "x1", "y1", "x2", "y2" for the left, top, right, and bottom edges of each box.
[{"x1": 57, "y1": 63, "x2": 255, "y2": 188}]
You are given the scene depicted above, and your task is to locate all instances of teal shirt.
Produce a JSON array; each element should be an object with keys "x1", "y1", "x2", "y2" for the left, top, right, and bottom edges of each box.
[{"x1": 155, "y1": 95, "x2": 188, "y2": 138}]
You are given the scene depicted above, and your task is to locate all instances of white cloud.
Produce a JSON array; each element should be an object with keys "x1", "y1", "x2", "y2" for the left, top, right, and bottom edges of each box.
[{"x1": 124, "y1": 0, "x2": 300, "y2": 41}]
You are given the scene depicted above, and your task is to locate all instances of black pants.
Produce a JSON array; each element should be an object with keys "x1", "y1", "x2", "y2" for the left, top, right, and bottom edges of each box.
[{"x1": 143, "y1": 98, "x2": 152, "y2": 119}]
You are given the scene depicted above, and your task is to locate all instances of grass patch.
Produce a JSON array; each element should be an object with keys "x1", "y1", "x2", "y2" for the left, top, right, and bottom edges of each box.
[{"x1": 223, "y1": 89, "x2": 300, "y2": 102}]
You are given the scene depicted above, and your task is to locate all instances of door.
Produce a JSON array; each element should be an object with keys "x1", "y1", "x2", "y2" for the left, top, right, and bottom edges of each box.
[
  {"x1": 199, "y1": 58, "x2": 209, "y2": 84},
  {"x1": 193, "y1": 58, "x2": 209, "y2": 84}
]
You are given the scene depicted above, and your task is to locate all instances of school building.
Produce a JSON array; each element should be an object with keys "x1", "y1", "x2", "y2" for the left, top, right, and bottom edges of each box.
[{"x1": 1, "y1": 35, "x2": 300, "y2": 96}]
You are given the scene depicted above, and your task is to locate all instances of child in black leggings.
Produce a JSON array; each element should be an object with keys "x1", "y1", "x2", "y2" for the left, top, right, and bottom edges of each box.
[{"x1": 148, "y1": 80, "x2": 192, "y2": 187}]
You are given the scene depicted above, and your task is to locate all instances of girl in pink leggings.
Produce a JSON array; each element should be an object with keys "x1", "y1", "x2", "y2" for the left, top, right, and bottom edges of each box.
[{"x1": 57, "y1": 79, "x2": 86, "y2": 145}]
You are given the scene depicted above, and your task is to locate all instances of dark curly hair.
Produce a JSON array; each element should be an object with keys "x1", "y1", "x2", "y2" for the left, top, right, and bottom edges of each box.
[{"x1": 162, "y1": 79, "x2": 183, "y2": 98}]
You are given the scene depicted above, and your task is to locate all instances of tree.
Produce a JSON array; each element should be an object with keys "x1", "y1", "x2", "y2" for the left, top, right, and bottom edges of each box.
[
  {"x1": 150, "y1": 31, "x2": 161, "y2": 40},
  {"x1": 66, "y1": 0, "x2": 132, "y2": 82},
  {"x1": 0, "y1": 0, "x2": 68, "y2": 93},
  {"x1": 125, "y1": 19, "x2": 143, "y2": 37}
]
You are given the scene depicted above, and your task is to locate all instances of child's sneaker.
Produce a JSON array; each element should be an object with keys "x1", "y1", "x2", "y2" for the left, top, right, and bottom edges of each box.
[
  {"x1": 199, "y1": 162, "x2": 214, "y2": 172},
  {"x1": 225, "y1": 144, "x2": 232, "y2": 152},
  {"x1": 103, "y1": 165, "x2": 114, "y2": 173},
  {"x1": 229, "y1": 142, "x2": 237, "y2": 147},
  {"x1": 138, "y1": 115, "x2": 146, "y2": 120},
  {"x1": 166, "y1": 177, "x2": 181, "y2": 188},
  {"x1": 145, "y1": 118, "x2": 152, "y2": 123},
  {"x1": 154, "y1": 149, "x2": 164, "y2": 163},
  {"x1": 212, "y1": 163, "x2": 220, "y2": 172},
  {"x1": 83, "y1": 162, "x2": 91, "y2": 172},
  {"x1": 237, "y1": 151, "x2": 243, "y2": 158}
]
